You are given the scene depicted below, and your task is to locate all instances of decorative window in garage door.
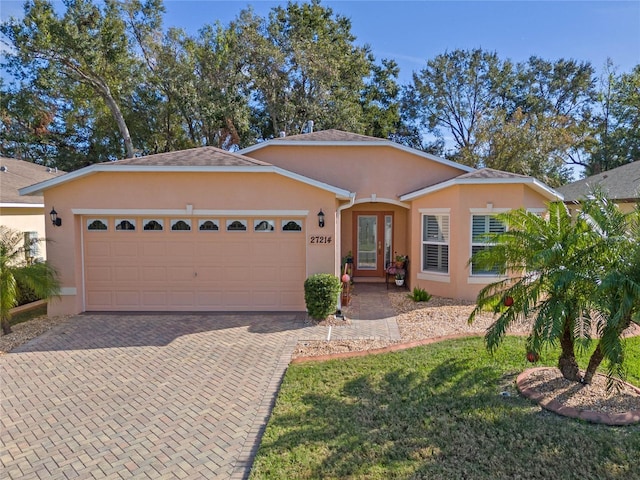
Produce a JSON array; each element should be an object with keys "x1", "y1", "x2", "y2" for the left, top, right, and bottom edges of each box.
[
  {"x1": 87, "y1": 219, "x2": 108, "y2": 231},
  {"x1": 226, "y1": 220, "x2": 247, "y2": 231},
  {"x1": 143, "y1": 219, "x2": 164, "y2": 231},
  {"x1": 254, "y1": 219, "x2": 275, "y2": 232},
  {"x1": 198, "y1": 219, "x2": 219, "y2": 231},
  {"x1": 115, "y1": 219, "x2": 136, "y2": 231},
  {"x1": 282, "y1": 220, "x2": 303, "y2": 231},
  {"x1": 171, "y1": 219, "x2": 192, "y2": 231}
]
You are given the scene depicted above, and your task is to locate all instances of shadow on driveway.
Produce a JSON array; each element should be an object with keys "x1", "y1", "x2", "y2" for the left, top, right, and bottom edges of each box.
[{"x1": 12, "y1": 312, "x2": 308, "y2": 352}]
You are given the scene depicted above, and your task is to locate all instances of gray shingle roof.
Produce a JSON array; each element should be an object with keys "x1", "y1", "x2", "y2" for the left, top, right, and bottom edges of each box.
[
  {"x1": 556, "y1": 161, "x2": 640, "y2": 202},
  {"x1": 0, "y1": 158, "x2": 65, "y2": 204},
  {"x1": 102, "y1": 146, "x2": 271, "y2": 167},
  {"x1": 455, "y1": 168, "x2": 530, "y2": 180},
  {"x1": 274, "y1": 129, "x2": 386, "y2": 142}
]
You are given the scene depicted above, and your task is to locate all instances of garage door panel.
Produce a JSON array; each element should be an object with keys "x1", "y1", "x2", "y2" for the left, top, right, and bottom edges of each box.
[
  {"x1": 86, "y1": 266, "x2": 112, "y2": 282},
  {"x1": 112, "y1": 242, "x2": 138, "y2": 257},
  {"x1": 85, "y1": 241, "x2": 111, "y2": 257},
  {"x1": 141, "y1": 242, "x2": 166, "y2": 257},
  {"x1": 142, "y1": 291, "x2": 167, "y2": 306},
  {"x1": 169, "y1": 291, "x2": 195, "y2": 306},
  {"x1": 141, "y1": 266, "x2": 167, "y2": 282},
  {"x1": 84, "y1": 217, "x2": 307, "y2": 311},
  {"x1": 114, "y1": 266, "x2": 139, "y2": 281},
  {"x1": 167, "y1": 266, "x2": 195, "y2": 281},
  {"x1": 115, "y1": 291, "x2": 140, "y2": 306},
  {"x1": 86, "y1": 291, "x2": 112, "y2": 307}
]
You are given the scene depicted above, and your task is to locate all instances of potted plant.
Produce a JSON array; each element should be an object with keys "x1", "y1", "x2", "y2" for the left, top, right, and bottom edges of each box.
[
  {"x1": 395, "y1": 254, "x2": 406, "y2": 268},
  {"x1": 395, "y1": 273, "x2": 405, "y2": 286}
]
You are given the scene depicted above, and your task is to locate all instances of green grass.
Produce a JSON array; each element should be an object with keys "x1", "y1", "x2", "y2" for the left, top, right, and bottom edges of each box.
[{"x1": 251, "y1": 336, "x2": 640, "y2": 480}]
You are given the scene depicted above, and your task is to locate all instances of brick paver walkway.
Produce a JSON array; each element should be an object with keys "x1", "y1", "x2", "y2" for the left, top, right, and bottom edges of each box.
[{"x1": 1, "y1": 285, "x2": 399, "y2": 479}]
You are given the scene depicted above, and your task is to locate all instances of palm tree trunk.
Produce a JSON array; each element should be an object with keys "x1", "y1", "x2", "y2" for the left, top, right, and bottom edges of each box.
[
  {"x1": 558, "y1": 321, "x2": 581, "y2": 381},
  {"x1": 583, "y1": 343, "x2": 603, "y2": 384},
  {"x1": 1, "y1": 316, "x2": 12, "y2": 335}
]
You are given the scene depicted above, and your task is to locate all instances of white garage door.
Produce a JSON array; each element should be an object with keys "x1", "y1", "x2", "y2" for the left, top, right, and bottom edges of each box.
[{"x1": 83, "y1": 216, "x2": 306, "y2": 311}]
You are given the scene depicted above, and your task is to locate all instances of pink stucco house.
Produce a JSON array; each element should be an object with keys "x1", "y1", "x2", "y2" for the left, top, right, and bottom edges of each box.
[{"x1": 20, "y1": 130, "x2": 561, "y2": 315}]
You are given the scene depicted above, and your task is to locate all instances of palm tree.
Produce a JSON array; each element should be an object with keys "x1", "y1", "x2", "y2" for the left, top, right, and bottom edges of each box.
[
  {"x1": 468, "y1": 193, "x2": 639, "y2": 386},
  {"x1": 0, "y1": 226, "x2": 60, "y2": 335}
]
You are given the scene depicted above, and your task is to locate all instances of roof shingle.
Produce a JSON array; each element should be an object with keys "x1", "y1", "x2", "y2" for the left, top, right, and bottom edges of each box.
[
  {"x1": 274, "y1": 129, "x2": 386, "y2": 142},
  {"x1": 0, "y1": 158, "x2": 65, "y2": 204},
  {"x1": 102, "y1": 146, "x2": 272, "y2": 167},
  {"x1": 556, "y1": 161, "x2": 640, "y2": 202}
]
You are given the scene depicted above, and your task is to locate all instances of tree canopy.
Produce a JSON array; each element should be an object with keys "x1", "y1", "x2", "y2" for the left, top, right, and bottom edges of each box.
[{"x1": 1, "y1": 0, "x2": 637, "y2": 181}]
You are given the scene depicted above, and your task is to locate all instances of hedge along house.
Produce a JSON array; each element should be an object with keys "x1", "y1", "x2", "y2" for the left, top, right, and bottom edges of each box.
[{"x1": 20, "y1": 130, "x2": 562, "y2": 316}]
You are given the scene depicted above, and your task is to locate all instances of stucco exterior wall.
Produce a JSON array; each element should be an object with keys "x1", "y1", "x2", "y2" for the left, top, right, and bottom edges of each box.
[
  {"x1": 408, "y1": 183, "x2": 550, "y2": 301},
  {"x1": 44, "y1": 171, "x2": 339, "y2": 315},
  {"x1": 246, "y1": 145, "x2": 466, "y2": 202}
]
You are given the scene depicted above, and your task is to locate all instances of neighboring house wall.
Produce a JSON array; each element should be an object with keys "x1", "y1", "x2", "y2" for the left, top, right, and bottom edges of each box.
[{"x1": 1, "y1": 158, "x2": 65, "y2": 260}]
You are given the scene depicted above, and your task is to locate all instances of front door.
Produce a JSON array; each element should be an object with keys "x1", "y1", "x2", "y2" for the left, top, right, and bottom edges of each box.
[{"x1": 353, "y1": 212, "x2": 393, "y2": 277}]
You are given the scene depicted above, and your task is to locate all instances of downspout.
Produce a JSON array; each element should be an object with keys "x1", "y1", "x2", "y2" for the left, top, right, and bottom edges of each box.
[{"x1": 336, "y1": 193, "x2": 357, "y2": 313}]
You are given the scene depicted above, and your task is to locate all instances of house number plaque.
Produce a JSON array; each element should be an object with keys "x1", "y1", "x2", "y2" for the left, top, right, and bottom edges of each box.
[{"x1": 309, "y1": 235, "x2": 332, "y2": 244}]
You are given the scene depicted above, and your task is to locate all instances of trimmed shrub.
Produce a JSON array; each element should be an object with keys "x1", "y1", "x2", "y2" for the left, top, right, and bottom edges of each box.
[
  {"x1": 304, "y1": 273, "x2": 342, "y2": 320},
  {"x1": 408, "y1": 286, "x2": 432, "y2": 303}
]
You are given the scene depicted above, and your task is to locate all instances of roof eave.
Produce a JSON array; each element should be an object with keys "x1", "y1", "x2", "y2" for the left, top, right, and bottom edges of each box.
[
  {"x1": 18, "y1": 164, "x2": 353, "y2": 200},
  {"x1": 400, "y1": 178, "x2": 564, "y2": 202}
]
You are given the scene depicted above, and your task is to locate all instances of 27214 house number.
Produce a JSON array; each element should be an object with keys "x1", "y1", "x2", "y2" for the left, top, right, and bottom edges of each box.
[{"x1": 309, "y1": 235, "x2": 332, "y2": 244}]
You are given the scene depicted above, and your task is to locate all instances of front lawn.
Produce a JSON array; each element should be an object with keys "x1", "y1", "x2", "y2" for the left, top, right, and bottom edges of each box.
[{"x1": 251, "y1": 336, "x2": 640, "y2": 480}]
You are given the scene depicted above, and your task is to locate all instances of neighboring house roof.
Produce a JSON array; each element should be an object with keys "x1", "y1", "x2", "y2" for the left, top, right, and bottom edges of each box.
[
  {"x1": 400, "y1": 168, "x2": 563, "y2": 202},
  {"x1": 556, "y1": 161, "x2": 640, "y2": 203},
  {"x1": 0, "y1": 157, "x2": 65, "y2": 207},
  {"x1": 239, "y1": 129, "x2": 475, "y2": 173},
  {"x1": 19, "y1": 146, "x2": 353, "y2": 200}
]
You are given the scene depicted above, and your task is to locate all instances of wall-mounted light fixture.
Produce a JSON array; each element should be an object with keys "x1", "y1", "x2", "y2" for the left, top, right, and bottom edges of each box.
[
  {"x1": 50, "y1": 207, "x2": 62, "y2": 227},
  {"x1": 317, "y1": 209, "x2": 325, "y2": 228}
]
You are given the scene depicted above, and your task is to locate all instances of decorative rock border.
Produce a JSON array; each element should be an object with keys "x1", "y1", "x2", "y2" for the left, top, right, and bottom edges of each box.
[
  {"x1": 290, "y1": 333, "x2": 482, "y2": 364},
  {"x1": 516, "y1": 367, "x2": 640, "y2": 426}
]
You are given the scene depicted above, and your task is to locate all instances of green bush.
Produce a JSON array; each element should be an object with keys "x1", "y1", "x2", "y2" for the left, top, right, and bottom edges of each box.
[
  {"x1": 407, "y1": 287, "x2": 432, "y2": 303},
  {"x1": 16, "y1": 277, "x2": 42, "y2": 306},
  {"x1": 304, "y1": 273, "x2": 342, "y2": 320}
]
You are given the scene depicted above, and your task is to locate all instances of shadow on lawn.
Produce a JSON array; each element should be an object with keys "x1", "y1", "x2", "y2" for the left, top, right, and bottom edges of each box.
[{"x1": 255, "y1": 356, "x2": 640, "y2": 479}]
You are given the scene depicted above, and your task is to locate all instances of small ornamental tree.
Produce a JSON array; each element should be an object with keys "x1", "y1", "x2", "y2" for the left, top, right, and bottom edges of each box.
[
  {"x1": 304, "y1": 273, "x2": 341, "y2": 320},
  {"x1": 468, "y1": 192, "x2": 640, "y2": 387},
  {"x1": 0, "y1": 226, "x2": 60, "y2": 335}
]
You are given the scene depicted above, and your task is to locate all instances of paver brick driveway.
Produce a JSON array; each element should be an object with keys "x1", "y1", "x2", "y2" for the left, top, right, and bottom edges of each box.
[{"x1": 1, "y1": 313, "x2": 303, "y2": 479}]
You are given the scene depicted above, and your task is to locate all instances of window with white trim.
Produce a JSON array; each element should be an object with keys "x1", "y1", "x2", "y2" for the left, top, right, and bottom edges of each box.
[
  {"x1": 143, "y1": 219, "x2": 164, "y2": 231},
  {"x1": 171, "y1": 219, "x2": 192, "y2": 231},
  {"x1": 422, "y1": 214, "x2": 449, "y2": 273},
  {"x1": 23, "y1": 231, "x2": 39, "y2": 263},
  {"x1": 87, "y1": 219, "x2": 108, "y2": 231},
  {"x1": 226, "y1": 219, "x2": 247, "y2": 231},
  {"x1": 254, "y1": 219, "x2": 275, "y2": 232},
  {"x1": 115, "y1": 219, "x2": 136, "y2": 231},
  {"x1": 470, "y1": 215, "x2": 506, "y2": 275},
  {"x1": 282, "y1": 220, "x2": 302, "y2": 231},
  {"x1": 199, "y1": 219, "x2": 219, "y2": 231}
]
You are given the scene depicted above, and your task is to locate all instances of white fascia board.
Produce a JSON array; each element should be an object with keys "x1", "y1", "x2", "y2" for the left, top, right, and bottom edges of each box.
[
  {"x1": 0, "y1": 202, "x2": 45, "y2": 208},
  {"x1": 239, "y1": 140, "x2": 475, "y2": 173},
  {"x1": 401, "y1": 177, "x2": 564, "y2": 202},
  {"x1": 73, "y1": 208, "x2": 310, "y2": 216},
  {"x1": 272, "y1": 167, "x2": 352, "y2": 199},
  {"x1": 19, "y1": 163, "x2": 353, "y2": 200}
]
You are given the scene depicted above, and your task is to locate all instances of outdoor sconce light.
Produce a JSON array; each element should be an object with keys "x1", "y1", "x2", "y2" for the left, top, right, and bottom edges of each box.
[
  {"x1": 50, "y1": 207, "x2": 62, "y2": 227},
  {"x1": 317, "y1": 209, "x2": 325, "y2": 228}
]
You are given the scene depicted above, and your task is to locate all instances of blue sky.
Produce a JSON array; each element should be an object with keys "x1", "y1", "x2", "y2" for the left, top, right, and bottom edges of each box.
[{"x1": 1, "y1": 0, "x2": 639, "y2": 83}]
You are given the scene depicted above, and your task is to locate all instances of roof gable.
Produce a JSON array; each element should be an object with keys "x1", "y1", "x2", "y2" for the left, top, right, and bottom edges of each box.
[
  {"x1": 556, "y1": 161, "x2": 640, "y2": 202},
  {"x1": 18, "y1": 147, "x2": 352, "y2": 200},
  {"x1": 240, "y1": 129, "x2": 474, "y2": 174},
  {"x1": 401, "y1": 168, "x2": 562, "y2": 202}
]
